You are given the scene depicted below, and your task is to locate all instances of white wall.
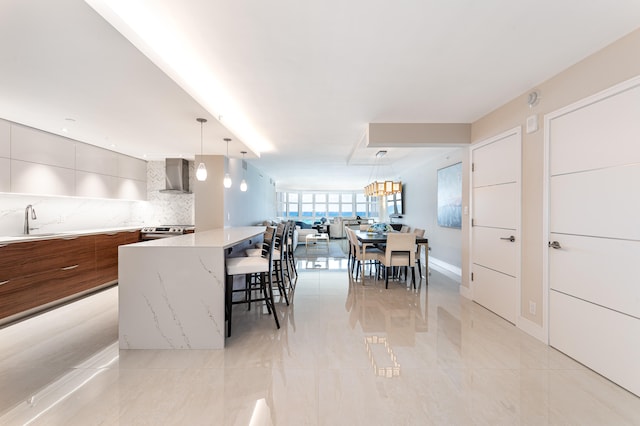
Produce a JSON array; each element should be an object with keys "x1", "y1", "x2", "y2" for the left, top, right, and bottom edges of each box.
[
  {"x1": 398, "y1": 148, "x2": 466, "y2": 278},
  {"x1": 225, "y1": 157, "x2": 277, "y2": 226}
]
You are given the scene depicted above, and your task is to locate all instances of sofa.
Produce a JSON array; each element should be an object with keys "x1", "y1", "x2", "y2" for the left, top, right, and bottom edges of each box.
[{"x1": 292, "y1": 221, "x2": 317, "y2": 246}]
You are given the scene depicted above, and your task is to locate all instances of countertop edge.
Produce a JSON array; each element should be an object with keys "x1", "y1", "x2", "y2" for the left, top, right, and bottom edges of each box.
[
  {"x1": 0, "y1": 226, "x2": 142, "y2": 244},
  {"x1": 121, "y1": 226, "x2": 266, "y2": 249}
]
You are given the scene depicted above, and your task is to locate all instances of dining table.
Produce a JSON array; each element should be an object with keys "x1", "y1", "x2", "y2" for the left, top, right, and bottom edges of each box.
[{"x1": 354, "y1": 230, "x2": 428, "y2": 282}]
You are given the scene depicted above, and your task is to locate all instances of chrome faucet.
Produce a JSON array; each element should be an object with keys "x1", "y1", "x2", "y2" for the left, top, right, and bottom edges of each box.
[{"x1": 24, "y1": 204, "x2": 37, "y2": 234}]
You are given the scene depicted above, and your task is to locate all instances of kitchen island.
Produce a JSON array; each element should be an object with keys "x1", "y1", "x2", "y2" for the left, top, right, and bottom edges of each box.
[{"x1": 118, "y1": 226, "x2": 265, "y2": 350}]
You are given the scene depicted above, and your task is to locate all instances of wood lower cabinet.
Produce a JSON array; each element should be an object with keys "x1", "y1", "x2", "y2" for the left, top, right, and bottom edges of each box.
[
  {"x1": 0, "y1": 230, "x2": 140, "y2": 323},
  {"x1": 0, "y1": 260, "x2": 96, "y2": 319},
  {"x1": 96, "y1": 233, "x2": 121, "y2": 284},
  {"x1": 95, "y1": 230, "x2": 140, "y2": 284}
]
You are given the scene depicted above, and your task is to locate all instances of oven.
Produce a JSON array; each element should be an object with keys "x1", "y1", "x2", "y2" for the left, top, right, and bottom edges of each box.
[{"x1": 140, "y1": 225, "x2": 194, "y2": 241}]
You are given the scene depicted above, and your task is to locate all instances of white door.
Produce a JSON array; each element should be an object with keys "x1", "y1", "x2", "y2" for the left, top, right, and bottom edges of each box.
[
  {"x1": 470, "y1": 128, "x2": 521, "y2": 324},
  {"x1": 546, "y1": 77, "x2": 640, "y2": 397}
]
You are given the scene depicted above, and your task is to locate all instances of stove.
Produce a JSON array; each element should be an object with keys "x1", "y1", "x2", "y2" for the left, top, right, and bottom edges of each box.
[{"x1": 140, "y1": 225, "x2": 194, "y2": 240}]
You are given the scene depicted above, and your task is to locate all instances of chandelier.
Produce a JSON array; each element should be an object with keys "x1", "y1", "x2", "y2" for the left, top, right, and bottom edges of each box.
[
  {"x1": 364, "y1": 180, "x2": 402, "y2": 197},
  {"x1": 363, "y1": 150, "x2": 402, "y2": 197}
]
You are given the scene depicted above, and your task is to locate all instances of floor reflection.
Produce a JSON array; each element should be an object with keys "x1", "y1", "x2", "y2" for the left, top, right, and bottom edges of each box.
[
  {"x1": 345, "y1": 273, "x2": 429, "y2": 348},
  {"x1": 1, "y1": 240, "x2": 639, "y2": 425}
]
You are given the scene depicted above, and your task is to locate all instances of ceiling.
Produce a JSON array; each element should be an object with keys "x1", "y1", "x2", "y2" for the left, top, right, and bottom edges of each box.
[{"x1": 2, "y1": 1, "x2": 640, "y2": 190}]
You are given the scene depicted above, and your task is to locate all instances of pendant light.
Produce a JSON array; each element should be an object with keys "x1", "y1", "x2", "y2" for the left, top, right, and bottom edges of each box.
[
  {"x1": 195, "y1": 118, "x2": 208, "y2": 181},
  {"x1": 223, "y1": 137, "x2": 232, "y2": 188},
  {"x1": 240, "y1": 151, "x2": 248, "y2": 192}
]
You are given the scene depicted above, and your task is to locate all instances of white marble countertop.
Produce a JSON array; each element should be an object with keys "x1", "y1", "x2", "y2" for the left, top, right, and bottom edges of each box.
[
  {"x1": 127, "y1": 226, "x2": 266, "y2": 249},
  {"x1": 0, "y1": 226, "x2": 141, "y2": 244}
]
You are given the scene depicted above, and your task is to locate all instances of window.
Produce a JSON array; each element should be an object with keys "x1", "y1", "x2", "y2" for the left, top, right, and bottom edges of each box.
[
  {"x1": 301, "y1": 202, "x2": 313, "y2": 217},
  {"x1": 289, "y1": 202, "x2": 299, "y2": 217},
  {"x1": 276, "y1": 191, "x2": 379, "y2": 221}
]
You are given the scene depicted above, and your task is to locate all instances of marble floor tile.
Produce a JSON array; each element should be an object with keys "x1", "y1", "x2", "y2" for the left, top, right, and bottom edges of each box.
[{"x1": 1, "y1": 248, "x2": 639, "y2": 425}]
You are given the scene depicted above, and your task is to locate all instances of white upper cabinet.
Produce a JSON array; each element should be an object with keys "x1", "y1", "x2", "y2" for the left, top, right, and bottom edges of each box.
[
  {"x1": 75, "y1": 171, "x2": 118, "y2": 199},
  {"x1": 76, "y1": 143, "x2": 118, "y2": 176},
  {"x1": 0, "y1": 119, "x2": 9, "y2": 158},
  {"x1": 118, "y1": 154, "x2": 147, "y2": 181},
  {"x1": 116, "y1": 178, "x2": 146, "y2": 200},
  {"x1": 2, "y1": 119, "x2": 147, "y2": 200},
  {"x1": 0, "y1": 158, "x2": 9, "y2": 192},
  {"x1": 11, "y1": 160, "x2": 75, "y2": 196},
  {"x1": 11, "y1": 124, "x2": 75, "y2": 169}
]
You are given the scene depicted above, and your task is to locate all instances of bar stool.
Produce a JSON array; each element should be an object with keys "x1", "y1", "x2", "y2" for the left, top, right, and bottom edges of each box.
[
  {"x1": 225, "y1": 226, "x2": 279, "y2": 337},
  {"x1": 286, "y1": 220, "x2": 298, "y2": 281},
  {"x1": 272, "y1": 222, "x2": 291, "y2": 305}
]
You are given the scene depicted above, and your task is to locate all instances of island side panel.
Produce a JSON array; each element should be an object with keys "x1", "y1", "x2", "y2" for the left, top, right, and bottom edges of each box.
[{"x1": 118, "y1": 245, "x2": 226, "y2": 349}]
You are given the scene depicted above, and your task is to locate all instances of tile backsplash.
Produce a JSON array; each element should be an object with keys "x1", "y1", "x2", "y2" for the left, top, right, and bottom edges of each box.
[
  {"x1": 141, "y1": 160, "x2": 195, "y2": 226},
  {"x1": 0, "y1": 194, "x2": 145, "y2": 236},
  {"x1": 0, "y1": 160, "x2": 195, "y2": 236}
]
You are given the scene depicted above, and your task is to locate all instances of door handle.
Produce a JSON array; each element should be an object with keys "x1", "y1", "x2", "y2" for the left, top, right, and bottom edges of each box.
[
  {"x1": 0, "y1": 280, "x2": 9, "y2": 286},
  {"x1": 500, "y1": 236, "x2": 515, "y2": 242},
  {"x1": 548, "y1": 241, "x2": 562, "y2": 249}
]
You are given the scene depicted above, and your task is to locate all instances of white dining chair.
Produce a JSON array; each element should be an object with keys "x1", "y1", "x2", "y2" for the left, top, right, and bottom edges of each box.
[
  {"x1": 346, "y1": 228, "x2": 383, "y2": 282},
  {"x1": 376, "y1": 232, "x2": 416, "y2": 289},
  {"x1": 413, "y1": 228, "x2": 426, "y2": 281}
]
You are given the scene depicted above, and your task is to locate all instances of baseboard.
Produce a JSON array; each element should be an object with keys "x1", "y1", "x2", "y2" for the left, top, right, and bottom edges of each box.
[
  {"x1": 428, "y1": 257, "x2": 461, "y2": 283},
  {"x1": 517, "y1": 315, "x2": 547, "y2": 343},
  {"x1": 459, "y1": 284, "x2": 472, "y2": 299}
]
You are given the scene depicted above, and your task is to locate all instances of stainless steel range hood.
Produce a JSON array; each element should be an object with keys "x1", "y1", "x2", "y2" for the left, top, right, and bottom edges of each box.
[{"x1": 160, "y1": 158, "x2": 191, "y2": 194}]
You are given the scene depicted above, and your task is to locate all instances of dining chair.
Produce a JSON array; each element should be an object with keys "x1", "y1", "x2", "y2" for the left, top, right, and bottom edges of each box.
[
  {"x1": 359, "y1": 224, "x2": 370, "y2": 231},
  {"x1": 225, "y1": 226, "x2": 279, "y2": 337},
  {"x1": 376, "y1": 232, "x2": 416, "y2": 289},
  {"x1": 413, "y1": 228, "x2": 426, "y2": 281},
  {"x1": 400, "y1": 225, "x2": 411, "y2": 233},
  {"x1": 346, "y1": 228, "x2": 383, "y2": 282}
]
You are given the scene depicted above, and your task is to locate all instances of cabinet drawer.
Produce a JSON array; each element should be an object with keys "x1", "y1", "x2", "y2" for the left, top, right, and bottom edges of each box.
[
  {"x1": 95, "y1": 231, "x2": 140, "y2": 284},
  {"x1": 96, "y1": 233, "x2": 121, "y2": 283},
  {"x1": 0, "y1": 260, "x2": 97, "y2": 320},
  {"x1": 0, "y1": 235, "x2": 95, "y2": 280}
]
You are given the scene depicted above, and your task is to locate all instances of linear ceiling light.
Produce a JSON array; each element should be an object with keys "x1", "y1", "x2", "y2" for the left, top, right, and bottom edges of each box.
[{"x1": 85, "y1": 0, "x2": 274, "y2": 157}]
